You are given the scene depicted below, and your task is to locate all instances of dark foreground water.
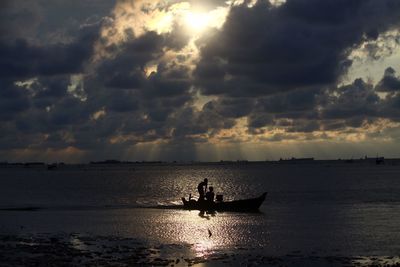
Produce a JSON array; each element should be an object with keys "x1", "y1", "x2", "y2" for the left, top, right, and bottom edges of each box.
[{"x1": 1, "y1": 162, "x2": 400, "y2": 266}]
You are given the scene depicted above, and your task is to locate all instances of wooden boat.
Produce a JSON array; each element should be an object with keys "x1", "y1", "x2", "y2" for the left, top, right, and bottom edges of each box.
[{"x1": 181, "y1": 192, "x2": 267, "y2": 212}]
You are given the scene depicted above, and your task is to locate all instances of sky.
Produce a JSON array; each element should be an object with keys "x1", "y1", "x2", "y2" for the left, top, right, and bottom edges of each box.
[{"x1": 1, "y1": 0, "x2": 400, "y2": 163}]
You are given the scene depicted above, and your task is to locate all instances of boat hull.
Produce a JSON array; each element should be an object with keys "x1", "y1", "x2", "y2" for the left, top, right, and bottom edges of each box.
[{"x1": 181, "y1": 192, "x2": 267, "y2": 212}]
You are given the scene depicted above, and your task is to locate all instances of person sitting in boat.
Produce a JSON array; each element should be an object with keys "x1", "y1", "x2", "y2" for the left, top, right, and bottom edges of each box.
[
  {"x1": 197, "y1": 178, "x2": 208, "y2": 201},
  {"x1": 205, "y1": 186, "x2": 215, "y2": 203}
]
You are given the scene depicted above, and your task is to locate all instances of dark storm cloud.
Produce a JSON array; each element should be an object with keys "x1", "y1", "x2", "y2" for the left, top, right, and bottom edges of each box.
[
  {"x1": 199, "y1": 101, "x2": 237, "y2": 129},
  {"x1": 0, "y1": 127, "x2": 34, "y2": 150},
  {"x1": 107, "y1": 92, "x2": 139, "y2": 113},
  {"x1": 0, "y1": 1, "x2": 115, "y2": 154},
  {"x1": 0, "y1": 0, "x2": 194, "y2": 153},
  {"x1": 321, "y1": 79, "x2": 380, "y2": 120},
  {"x1": 0, "y1": 0, "x2": 116, "y2": 80},
  {"x1": 170, "y1": 104, "x2": 236, "y2": 139},
  {"x1": 247, "y1": 113, "x2": 274, "y2": 129},
  {"x1": 379, "y1": 91, "x2": 400, "y2": 122},
  {"x1": 98, "y1": 28, "x2": 191, "y2": 90},
  {"x1": 0, "y1": 80, "x2": 30, "y2": 120},
  {"x1": 245, "y1": 74, "x2": 397, "y2": 131},
  {"x1": 0, "y1": 1, "x2": 41, "y2": 41},
  {"x1": 191, "y1": 0, "x2": 400, "y2": 138},
  {"x1": 0, "y1": 26, "x2": 99, "y2": 78},
  {"x1": 144, "y1": 66, "x2": 191, "y2": 98},
  {"x1": 33, "y1": 76, "x2": 69, "y2": 98},
  {"x1": 2, "y1": 0, "x2": 400, "y2": 162},
  {"x1": 216, "y1": 97, "x2": 255, "y2": 118},
  {"x1": 143, "y1": 94, "x2": 192, "y2": 123},
  {"x1": 257, "y1": 88, "x2": 319, "y2": 114},
  {"x1": 195, "y1": 97, "x2": 256, "y2": 119},
  {"x1": 243, "y1": 87, "x2": 320, "y2": 130},
  {"x1": 195, "y1": 0, "x2": 400, "y2": 97},
  {"x1": 48, "y1": 97, "x2": 90, "y2": 126},
  {"x1": 0, "y1": 0, "x2": 115, "y2": 42},
  {"x1": 89, "y1": 21, "x2": 195, "y2": 137},
  {"x1": 285, "y1": 120, "x2": 321, "y2": 133},
  {"x1": 24, "y1": 76, "x2": 71, "y2": 112},
  {"x1": 376, "y1": 67, "x2": 400, "y2": 92}
]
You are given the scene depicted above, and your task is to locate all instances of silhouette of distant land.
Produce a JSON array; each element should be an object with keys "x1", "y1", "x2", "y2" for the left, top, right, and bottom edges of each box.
[
  {"x1": 89, "y1": 160, "x2": 164, "y2": 164},
  {"x1": 1, "y1": 156, "x2": 400, "y2": 168}
]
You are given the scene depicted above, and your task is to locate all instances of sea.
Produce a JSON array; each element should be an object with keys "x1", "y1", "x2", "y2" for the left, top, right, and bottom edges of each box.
[{"x1": 1, "y1": 161, "x2": 400, "y2": 265}]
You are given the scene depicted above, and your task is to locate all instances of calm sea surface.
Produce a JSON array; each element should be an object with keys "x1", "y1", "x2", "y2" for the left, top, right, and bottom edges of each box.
[{"x1": 1, "y1": 162, "x2": 400, "y2": 257}]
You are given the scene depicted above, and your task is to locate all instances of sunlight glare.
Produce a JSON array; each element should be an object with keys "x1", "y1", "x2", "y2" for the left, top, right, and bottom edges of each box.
[{"x1": 185, "y1": 11, "x2": 210, "y2": 31}]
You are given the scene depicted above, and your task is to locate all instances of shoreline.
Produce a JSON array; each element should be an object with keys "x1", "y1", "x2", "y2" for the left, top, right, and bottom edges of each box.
[{"x1": 1, "y1": 233, "x2": 399, "y2": 266}]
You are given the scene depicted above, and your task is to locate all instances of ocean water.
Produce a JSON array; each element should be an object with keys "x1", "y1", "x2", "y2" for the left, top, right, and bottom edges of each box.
[{"x1": 1, "y1": 162, "x2": 400, "y2": 259}]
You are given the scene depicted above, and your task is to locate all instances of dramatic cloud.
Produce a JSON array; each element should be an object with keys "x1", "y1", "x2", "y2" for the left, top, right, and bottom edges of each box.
[
  {"x1": 0, "y1": 31, "x2": 98, "y2": 78},
  {"x1": 195, "y1": 0, "x2": 400, "y2": 96},
  {"x1": 0, "y1": 79, "x2": 31, "y2": 120},
  {"x1": 376, "y1": 67, "x2": 400, "y2": 92},
  {"x1": 1, "y1": 0, "x2": 400, "y2": 162}
]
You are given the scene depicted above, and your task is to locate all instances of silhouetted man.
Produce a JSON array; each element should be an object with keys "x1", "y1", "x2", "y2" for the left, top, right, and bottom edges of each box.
[
  {"x1": 197, "y1": 178, "x2": 208, "y2": 201},
  {"x1": 205, "y1": 186, "x2": 215, "y2": 203}
]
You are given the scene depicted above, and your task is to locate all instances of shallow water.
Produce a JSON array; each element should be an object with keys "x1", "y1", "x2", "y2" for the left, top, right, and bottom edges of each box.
[{"x1": 1, "y1": 162, "x2": 400, "y2": 259}]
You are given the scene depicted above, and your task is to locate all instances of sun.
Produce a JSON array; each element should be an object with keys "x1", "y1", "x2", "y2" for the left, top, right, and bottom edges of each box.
[{"x1": 184, "y1": 11, "x2": 210, "y2": 31}]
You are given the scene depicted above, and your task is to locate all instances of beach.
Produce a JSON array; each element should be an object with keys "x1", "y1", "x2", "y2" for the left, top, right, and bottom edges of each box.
[{"x1": 2, "y1": 231, "x2": 400, "y2": 266}]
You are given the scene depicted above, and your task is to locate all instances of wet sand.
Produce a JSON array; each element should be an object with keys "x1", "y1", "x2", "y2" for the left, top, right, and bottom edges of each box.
[{"x1": 1, "y1": 234, "x2": 400, "y2": 266}]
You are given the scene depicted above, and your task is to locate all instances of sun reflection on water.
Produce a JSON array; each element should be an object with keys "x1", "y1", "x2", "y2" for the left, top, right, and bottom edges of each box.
[
  {"x1": 156, "y1": 210, "x2": 225, "y2": 257},
  {"x1": 193, "y1": 239, "x2": 215, "y2": 258},
  {"x1": 177, "y1": 212, "x2": 219, "y2": 258},
  {"x1": 124, "y1": 204, "x2": 266, "y2": 257}
]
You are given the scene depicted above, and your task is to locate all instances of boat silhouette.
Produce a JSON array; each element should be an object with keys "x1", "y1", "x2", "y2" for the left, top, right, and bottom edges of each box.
[{"x1": 181, "y1": 192, "x2": 267, "y2": 212}]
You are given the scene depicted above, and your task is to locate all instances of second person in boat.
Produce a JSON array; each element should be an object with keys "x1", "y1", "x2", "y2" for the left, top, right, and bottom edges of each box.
[{"x1": 205, "y1": 186, "x2": 215, "y2": 203}]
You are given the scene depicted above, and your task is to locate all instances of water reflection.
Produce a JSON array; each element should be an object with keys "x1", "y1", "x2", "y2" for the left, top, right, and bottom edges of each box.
[
  {"x1": 132, "y1": 209, "x2": 267, "y2": 258},
  {"x1": 69, "y1": 235, "x2": 89, "y2": 251},
  {"x1": 192, "y1": 239, "x2": 215, "y2": 258},
  {"x1": 172, "y1": 211, "x2": 217, "y2": 244},
  {"x1": 142, "y1": 210, "x2": 229, "y2": 257},
  {"x1": 126, "y1": 209, "x2": 265, "y2": 258},
  {"x1": 198, "y1": 210, "x2": 216, "y2": 220}
]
